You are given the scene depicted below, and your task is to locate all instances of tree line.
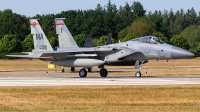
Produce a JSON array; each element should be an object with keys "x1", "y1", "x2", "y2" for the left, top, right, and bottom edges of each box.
[{"x1": 0, "y1": 0, "x2": 200, "y2": 58}]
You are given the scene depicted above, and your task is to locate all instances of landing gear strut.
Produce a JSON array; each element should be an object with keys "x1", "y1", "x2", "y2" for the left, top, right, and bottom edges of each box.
[
  {"x1": 71, "y1": 67, "x2": 75, "y2": 72},
  {"x1": 62, "y1": 66, "x2": 65, "y2": 73},
  {"x1": 88, "y1": 68, "x2": 92, "y2": 72}
]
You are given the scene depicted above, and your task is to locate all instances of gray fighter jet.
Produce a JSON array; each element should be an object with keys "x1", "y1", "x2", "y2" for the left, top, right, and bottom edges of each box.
[{"x1": 7, "y1": 19, "x2": 195, "y2": 77}]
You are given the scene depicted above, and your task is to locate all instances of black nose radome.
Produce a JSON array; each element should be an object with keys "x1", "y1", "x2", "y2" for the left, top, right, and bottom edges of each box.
[{"x1": 171, "y1": 47, "x2": 195, "y2": 59}]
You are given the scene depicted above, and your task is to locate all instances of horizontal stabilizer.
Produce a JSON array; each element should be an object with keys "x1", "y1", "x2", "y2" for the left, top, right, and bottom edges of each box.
[
  {"x1": 6, "y1": 54, "x2": 53, "y2": 59},
  {"x1": 6, "y1": 55, "x2": 40, "y2": 58}
]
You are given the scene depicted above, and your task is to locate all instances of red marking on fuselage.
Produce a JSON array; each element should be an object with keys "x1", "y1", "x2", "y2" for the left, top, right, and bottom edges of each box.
[
  {"x1": 56, "y1": 22, "x2": 65, "y2": 26},
  {"x1": 30, "y1": 22, "x2": 39, "y2": 26}
]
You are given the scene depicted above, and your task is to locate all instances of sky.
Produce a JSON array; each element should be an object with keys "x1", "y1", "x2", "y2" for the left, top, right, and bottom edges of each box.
[{"x1": 0, "y1": 0, "x2": 200, "y2": 17}]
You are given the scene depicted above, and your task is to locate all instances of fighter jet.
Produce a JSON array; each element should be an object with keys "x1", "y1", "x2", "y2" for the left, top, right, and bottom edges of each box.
[{"x1": 7, "y1": 19, "x2": 195, "y2": 78}]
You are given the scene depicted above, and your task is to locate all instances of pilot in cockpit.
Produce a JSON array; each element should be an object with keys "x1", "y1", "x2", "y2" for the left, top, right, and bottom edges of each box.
[
  {"x1": 148, "y1": 36, "x2": 155, "y2": 44},
  {"x1": 131, "y1": 36, "x2": 164, "y2": 44}
]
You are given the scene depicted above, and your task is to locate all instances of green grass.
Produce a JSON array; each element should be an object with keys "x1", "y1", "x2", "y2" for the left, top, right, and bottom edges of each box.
[{"x1": 0, "y1": 86, "x2": 200, "y2": 112}]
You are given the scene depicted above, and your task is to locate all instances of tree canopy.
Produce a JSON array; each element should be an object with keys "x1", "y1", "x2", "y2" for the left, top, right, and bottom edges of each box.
[
  {"x1": 97, "y1": 35, "x2": 117, "y2": 46},
  {"x1": 170, "y1": 34, "x2": 190, "y2": 50},
  {"x1": 74, "y1": 34, "x2": 87, "y2": 47},
  {"x1": 0, "y1": 34, "x2": 20, "y2": 52},
  {"x1": 21, "y1": 34, "x2": 33, "y2": 52}
]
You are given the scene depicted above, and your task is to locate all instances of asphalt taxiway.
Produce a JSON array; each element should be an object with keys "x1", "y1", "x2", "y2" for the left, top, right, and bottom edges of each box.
[{"x1": 0, "y1": 71, "x2": 200, "y2": 86}]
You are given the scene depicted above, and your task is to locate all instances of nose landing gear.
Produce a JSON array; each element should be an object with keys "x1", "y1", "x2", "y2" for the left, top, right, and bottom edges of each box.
[{"x1": 135, "y1": 60, "x2": 146, "y2": 77}]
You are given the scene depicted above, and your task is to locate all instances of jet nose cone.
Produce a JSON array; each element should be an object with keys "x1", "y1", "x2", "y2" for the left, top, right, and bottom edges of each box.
[{"x1": 171, "y1": 46, "x2": 195, "y2": 59}]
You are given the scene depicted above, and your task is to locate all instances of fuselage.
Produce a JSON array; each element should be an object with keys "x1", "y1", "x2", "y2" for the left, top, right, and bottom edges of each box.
[{"x1": 50, "y1": 36, "x2": 195, "y2": 67}]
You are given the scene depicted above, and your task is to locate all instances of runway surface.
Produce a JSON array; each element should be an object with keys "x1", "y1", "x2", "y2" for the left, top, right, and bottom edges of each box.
[{"x1": 0, "y1": 71, "x2": 200, "y2": 86}]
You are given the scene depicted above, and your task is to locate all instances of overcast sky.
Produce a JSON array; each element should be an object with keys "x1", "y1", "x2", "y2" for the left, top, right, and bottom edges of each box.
[{"x1": 0, "y1": 0, "x2": 200, "y2": 17}]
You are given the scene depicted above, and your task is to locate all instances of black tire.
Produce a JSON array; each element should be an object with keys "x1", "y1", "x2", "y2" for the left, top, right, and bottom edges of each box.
[
  {"x1": 79, "y1": 69, "x2": 87, "y2": 77},
  {"x1": 135, "y1": 71, "x2": 141, "y2": 77},
  {"x1": 71, "y1": 67, "x2": 75, "y2": 72},
  {"x1": 62, "y1": 69, "x2": 65, "y2": 73},
  {"x1": 100, "y1": 68, "x2": 108, "y2": 77}
]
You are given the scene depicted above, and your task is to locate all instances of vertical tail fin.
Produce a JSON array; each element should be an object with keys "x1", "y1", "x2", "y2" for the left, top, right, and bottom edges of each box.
[
  {"x1": 55, "y1": 18, "x2": 78, "y2": 48},
  {"x1": 84, "y1": 34, "x2": 92, "y2": 47},
  {"x1": 30, "y1": 19, "x2": 53, "y2": 51},
  {"x1": 106, "y1": 33, "x2": 112, "y2": 45}
]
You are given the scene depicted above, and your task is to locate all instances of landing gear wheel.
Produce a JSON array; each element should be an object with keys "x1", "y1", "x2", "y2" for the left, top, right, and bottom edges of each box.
[
  {"x1": 71, "y1": 67, "x2": 75, "y2": 72},
  {"x1": 135, "y1": 71, "x2": 141, "y2": 77},
  {"x1": 100, "y1": 68, "x2": 108, "y2": 77},
  {"x1": 88, "y1": 68, "x2": 92, "y2": 72},
  {"x1": 62, "y1": 69, "x2": 65, "y2": 73},
  {"x1": 79, "y1": 69, "x2": 87, "y2": 77}
]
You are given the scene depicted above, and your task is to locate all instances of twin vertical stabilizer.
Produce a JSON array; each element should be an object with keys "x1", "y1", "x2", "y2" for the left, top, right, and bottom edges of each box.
[
  {"x1": 30, "y1": 19, "x2": 53, "y2": 51},
  {"x1": 84, "y1": 34, "x2": 92, "y2": 47},
  {"x1": 55, "y1": 18, "x2": 78, "y2": 48},
  {"x1": 106, "y1": 33, "x2": 112, "y2": 45}
]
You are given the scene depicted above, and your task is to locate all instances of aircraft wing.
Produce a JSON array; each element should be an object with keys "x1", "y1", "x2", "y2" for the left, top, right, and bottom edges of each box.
[
  {"x1": 7, "y1": 46, "x2": 139, "y2": 60},
  {"x1": 40, "y1": 47, "x2": 120, "y2": 57},
  {"x1": 6, "y1": 47, "x2": 122, "y2": 59}
]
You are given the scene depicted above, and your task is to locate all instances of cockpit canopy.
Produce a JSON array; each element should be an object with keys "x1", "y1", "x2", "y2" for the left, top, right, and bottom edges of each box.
[{"x1": 131, "y1": 36, "x2": 164, "y2": 44}]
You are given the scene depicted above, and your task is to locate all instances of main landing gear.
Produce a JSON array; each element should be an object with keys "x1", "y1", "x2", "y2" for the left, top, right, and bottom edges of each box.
[
  {"x1": 78, "y1": 59, "x2": 147, "y2": 78},
  {"x1": 78, "y1": 68, "x2": 93, "y2": 77},
  {"x1": 79, "y1": 69, "x2": 87, "y2": 77},
  {"x1": 62, "y1": 66, "x2": 65, "y2": 73},
  {"x1": 78, "y1": 68, "x2": 108, "y2": 78},
  {"x1": 100, "y1": 68, "x2": 107, "y2": 77},
  {"x1": 62, "y1": 67, "x2": 75, "y2": 73},
  {"x1": 88, "y1": 68, "x2": 92, "y2": 72}
]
